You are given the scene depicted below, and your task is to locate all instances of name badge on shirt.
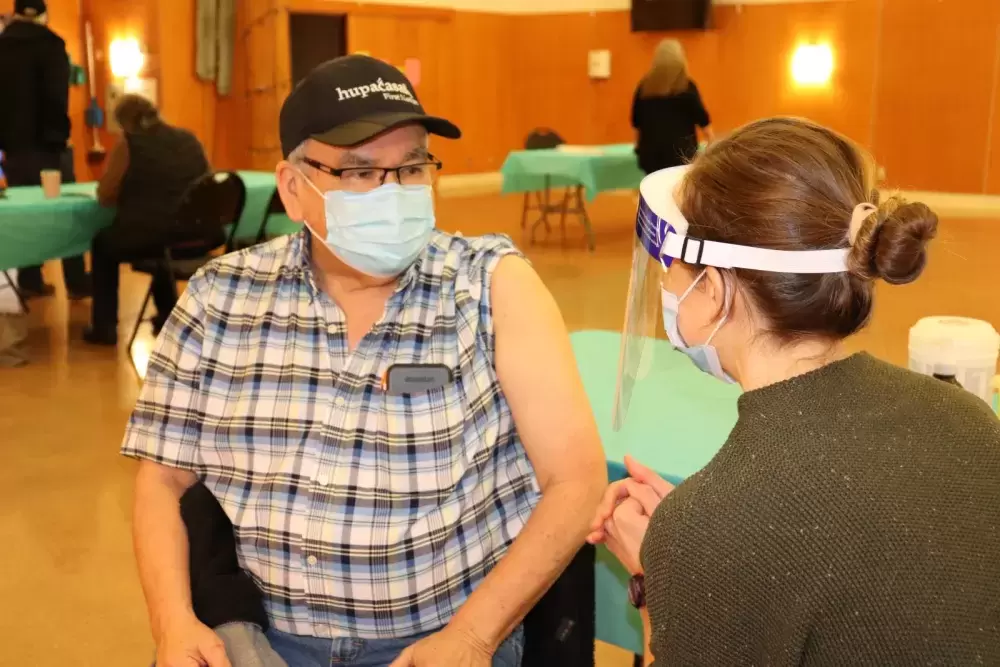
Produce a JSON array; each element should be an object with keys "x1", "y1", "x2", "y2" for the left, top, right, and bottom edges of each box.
[{"x1": 383, "y1": 364, "x2": 453, "y2": 395}]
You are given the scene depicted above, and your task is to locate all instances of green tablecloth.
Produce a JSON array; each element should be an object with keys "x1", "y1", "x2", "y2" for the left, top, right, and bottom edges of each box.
[
  {"x1": 500, "y1": 144, "x2": 645, "y2": 201},
  {"x1": 569, "y1": 329, "x2": 741, "y2": 655},
  {"x1": 0, "y1": 183, "x2": 112, "y2": 271},
  {"x1": 0, "y1": 172, "x2": 299, "y2": 272}
]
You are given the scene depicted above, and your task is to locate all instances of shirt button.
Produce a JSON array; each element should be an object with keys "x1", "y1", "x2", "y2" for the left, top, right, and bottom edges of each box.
[
  {"x1": 335, "y1": 396, "x2": 346, "y2": 407},
  {"x1": 306, "y1": 555, "x2": 318, "y2": 566},
  {"x1": 317, "y1": 473, "x2": 330, "y2": 486}
]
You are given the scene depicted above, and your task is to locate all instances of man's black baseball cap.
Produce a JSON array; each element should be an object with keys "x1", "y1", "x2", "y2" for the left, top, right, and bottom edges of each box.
[
  {"x1": 15, "y1": 0, "x2": 47, "y2": 16},
  {"x1": 279, "y1": 54, "x2": 460, "y2": 157}
]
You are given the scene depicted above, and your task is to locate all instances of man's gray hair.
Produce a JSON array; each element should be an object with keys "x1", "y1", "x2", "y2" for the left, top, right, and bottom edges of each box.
[{"x1": 287, "y1": 141, "x2": 309, "y2": 165}]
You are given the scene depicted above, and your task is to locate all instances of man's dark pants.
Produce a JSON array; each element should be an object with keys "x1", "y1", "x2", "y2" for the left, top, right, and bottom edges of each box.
[{"x1": 89, "y1": 224, "x2": 179, "y2": 334}]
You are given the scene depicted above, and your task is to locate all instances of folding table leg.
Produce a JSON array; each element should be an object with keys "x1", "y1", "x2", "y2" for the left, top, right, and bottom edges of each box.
[{"x1": 578, "y1": 187, "x2": 596, "y2": 251}]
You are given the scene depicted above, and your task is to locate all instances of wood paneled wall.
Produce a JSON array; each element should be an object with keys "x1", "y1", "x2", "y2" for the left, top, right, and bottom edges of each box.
[
  {"x1": 9, "y1": 0, "x2": 1000, "y2": 193},
  {"x1": 510, "y1": 0, "x2": 1000, "y2": 194},
  {"x1": 0, "y1": 0, "x2": 248, "y2": 179}
]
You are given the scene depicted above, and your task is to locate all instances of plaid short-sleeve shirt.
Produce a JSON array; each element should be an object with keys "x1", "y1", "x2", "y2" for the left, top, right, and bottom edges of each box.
[{"x1": 122, "y1": 230, "x2": 540, "y2": 639}]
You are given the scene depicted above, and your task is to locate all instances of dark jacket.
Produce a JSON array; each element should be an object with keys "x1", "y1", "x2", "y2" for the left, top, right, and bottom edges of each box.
[
  {"x1": 0, "y1": 20, "x2": 71, "y2": 154},
  {"x1": 117, "y1": 124, "x2": 211, "y2": 234},
  {"x1": 630, "y1": 80, "x2": 710, "y2": 174},
  {"x1": 180, "y1": 482, "x2": 270, "y2": 631}
]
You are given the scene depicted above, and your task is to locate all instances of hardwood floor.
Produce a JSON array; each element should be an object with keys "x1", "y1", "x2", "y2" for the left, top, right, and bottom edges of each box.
[{"x1": 1, "y1": 190, "x2": 996, "y2": 666}]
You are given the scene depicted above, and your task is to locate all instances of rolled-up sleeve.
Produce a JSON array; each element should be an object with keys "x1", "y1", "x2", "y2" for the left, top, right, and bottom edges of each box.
[{"x1": 120, "y1": 272, "x2": 211, "y2": 473}]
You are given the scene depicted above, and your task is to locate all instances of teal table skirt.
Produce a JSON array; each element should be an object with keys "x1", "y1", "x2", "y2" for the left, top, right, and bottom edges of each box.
[
  {"x1": 0, "y1": 183, "x2": 113, "y2": 271},
  {"x1": 500, "y1": 144, "x2": 645, "y2": 201},
  {"x1": 0, "y1": 172, "x2": 298, "y2": 272},
  {"x1": 570, "y1": 329, "x2": 740, "y2": 655},
  {"x1": 231, "y1": 171, "x2": 301, "y2": 241}
]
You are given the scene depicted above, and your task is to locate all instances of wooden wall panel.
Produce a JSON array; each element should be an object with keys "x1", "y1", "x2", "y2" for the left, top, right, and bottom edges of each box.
[
  {"x1": 981, "y1": 25, "x2": 1000, "y2": 195},
  {"x1": 872, "y1": 0, "x2": 1000, "y2": 192},
  {"x1": 12, "y1": 0, "x2": 1000, "y2": 190},
  {"x1": 212, "y1": 0, "x2": 250, "y2": 171},
  {"x1": 445, "y1": 12, "x2": 517, "y2": 172},
  {"x1": 156, "y1": 0, "x2": 218, "y2": 161},
  {"x1": 510, "y1": 2, "x2": 879, "y2": 154}
]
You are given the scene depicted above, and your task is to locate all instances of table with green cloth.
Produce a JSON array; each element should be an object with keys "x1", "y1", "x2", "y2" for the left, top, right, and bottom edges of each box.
[
  {"x1": 500, "y1": 144, "x2": 644, "y2": 250},
  {"x1": 0, "y1": 183, "x2": 112, "y2": 272},
  {"x1": 569, "y1": 329, "x2": 741, "y2": 657},
  {"x1": 0, "y1": 172, "x2": 299, "y2": 273}
]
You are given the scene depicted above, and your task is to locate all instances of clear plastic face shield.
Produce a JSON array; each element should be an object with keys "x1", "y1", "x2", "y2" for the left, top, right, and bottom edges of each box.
[{"x1": 613, "y1": 165, "x2": 854, "y2": 430}]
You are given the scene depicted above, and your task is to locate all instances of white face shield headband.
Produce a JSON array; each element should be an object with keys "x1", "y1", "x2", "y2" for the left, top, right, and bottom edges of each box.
[{"x1": 614, "y1": 165, "x2": 866, "y2": 430}]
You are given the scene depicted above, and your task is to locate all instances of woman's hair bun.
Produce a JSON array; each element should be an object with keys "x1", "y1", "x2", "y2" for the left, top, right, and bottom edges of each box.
[{"x1": 851, "y1": 197, "x2": 938, "y2": 285}]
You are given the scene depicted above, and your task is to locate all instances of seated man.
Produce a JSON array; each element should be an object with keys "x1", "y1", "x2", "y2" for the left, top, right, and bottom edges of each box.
[
  {"x1": 84, "y1": 95, "x2": 211, "y2": 345},
  {"x1": 123, "y1": 55, "x2": 606, "y2": 667}
]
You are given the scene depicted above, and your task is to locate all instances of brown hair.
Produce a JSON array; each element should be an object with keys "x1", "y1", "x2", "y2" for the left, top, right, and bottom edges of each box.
[
  {"x1": 680, "y1": 117, "x2": 937, "y2": 342},
  {"x1": 114, "y1": 94, "x2": 160, "y2": 132}
]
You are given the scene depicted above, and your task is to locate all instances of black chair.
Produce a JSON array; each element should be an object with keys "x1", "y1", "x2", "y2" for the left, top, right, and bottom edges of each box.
[
  {"x1": 521, "y1": 129, "x2": 594, "y2": 251},
  {"x1": 127, "y1": 171, "x2": 247, "y2": 370}
]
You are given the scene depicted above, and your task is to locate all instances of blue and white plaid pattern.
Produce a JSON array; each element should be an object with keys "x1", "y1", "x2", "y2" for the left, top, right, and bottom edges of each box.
[{"x1": 122, "y1": 230, "x2": 540, "y2": 639}]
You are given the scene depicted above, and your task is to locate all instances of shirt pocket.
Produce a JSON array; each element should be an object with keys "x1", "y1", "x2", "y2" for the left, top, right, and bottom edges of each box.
[{"x1": 378, "y1": 368, "x2": 468, "y2": 503}]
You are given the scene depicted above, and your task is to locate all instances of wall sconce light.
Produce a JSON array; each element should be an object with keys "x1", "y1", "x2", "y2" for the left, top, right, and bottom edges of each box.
[
  {"x1": 791, "y1": 43, "x2": 834, "y2": 88},
  {"x1": 109, "y1": 37, "x2": 145, "y2": 79}
]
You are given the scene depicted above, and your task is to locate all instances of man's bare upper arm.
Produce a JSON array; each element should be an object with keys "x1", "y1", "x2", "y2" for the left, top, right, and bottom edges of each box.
[
  {"x1": 491, "y1": 256, "x2": 606, "y2": 490},
  {"x1": 136, "y1": 459, "x2": 198, "y2": 497}
]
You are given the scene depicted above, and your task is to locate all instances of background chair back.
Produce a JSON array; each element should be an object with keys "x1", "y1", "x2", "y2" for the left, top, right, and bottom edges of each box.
[
  {"x1": 525, "y1": 129, "x2": 565, "y2": 151},
  {"x1": 174, "y1": 171, "x2": 247, "y2": 252}
]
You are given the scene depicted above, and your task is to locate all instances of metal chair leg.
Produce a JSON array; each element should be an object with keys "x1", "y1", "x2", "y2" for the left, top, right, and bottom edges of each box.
[
  {"x1": 127, "y1": 283, "x2": 153, "y2": 354},
  {"x1": 2, "y1": 271, "x2": 30, "y2": 314},
  {"x1": 558, "y1": 188, "x2": 572, "y2": 244}
]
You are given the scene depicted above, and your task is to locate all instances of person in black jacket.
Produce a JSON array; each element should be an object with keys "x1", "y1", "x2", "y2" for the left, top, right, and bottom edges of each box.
[
  {"x1": 630, "y1": 39, "x2": 714, "y2": 175},
  {"x1": 0, "y1": 0, "x2": 90, "y2": 299}
]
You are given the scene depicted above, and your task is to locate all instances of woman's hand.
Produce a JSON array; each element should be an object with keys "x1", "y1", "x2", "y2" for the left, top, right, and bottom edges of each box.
[
  {"x1": 603, "y1": 497, "x2": 651, "y2": 576},
  {"x1": 586, "y1": 456, "x2": 674, "y2": 544}
]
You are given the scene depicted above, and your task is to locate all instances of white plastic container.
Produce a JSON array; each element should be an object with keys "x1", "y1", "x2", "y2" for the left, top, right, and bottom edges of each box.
[{"x1": 909, "y1": 316, "x2": 1000, "y2": 408}]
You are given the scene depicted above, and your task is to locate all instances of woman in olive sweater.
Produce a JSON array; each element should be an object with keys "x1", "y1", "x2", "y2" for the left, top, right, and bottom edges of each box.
[{"x1": 589, "y1": 118, "x2": 1000, "y2": 665}]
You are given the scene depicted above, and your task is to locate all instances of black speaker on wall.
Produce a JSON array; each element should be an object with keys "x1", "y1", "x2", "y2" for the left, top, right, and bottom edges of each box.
[{"x1": 631, "y1": 0, "x2": 712, "y2": 32}]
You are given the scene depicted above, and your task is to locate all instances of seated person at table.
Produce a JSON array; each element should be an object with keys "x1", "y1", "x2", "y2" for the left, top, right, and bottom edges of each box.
[
  {"x1": 590, "y1": 117, "x2": 1000, "y2": 665},
  {"x1": 121, "y1": 55, "x2": 605, "y2": 667},
  {"x1": 0, "y1": 0, "x2": 90, "y2": 299},
  {"x1": 83, "y1": 95, "x2": 210, "y2": 345}
]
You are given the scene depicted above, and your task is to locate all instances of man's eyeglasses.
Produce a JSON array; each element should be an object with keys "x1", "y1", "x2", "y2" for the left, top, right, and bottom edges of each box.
[{"x1": 302, "y1": 155, "x2": 443, "y2": 192}]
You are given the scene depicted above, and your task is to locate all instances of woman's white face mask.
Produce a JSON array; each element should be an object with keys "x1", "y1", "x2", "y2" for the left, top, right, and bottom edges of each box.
[{"x1": 660, "y1": 269, "x2": 736, "y2": 384}]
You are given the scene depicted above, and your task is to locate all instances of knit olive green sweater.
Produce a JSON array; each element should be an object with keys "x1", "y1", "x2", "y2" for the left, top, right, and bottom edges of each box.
[{"x1": 640, "y1": 353, "x2": 1000, "y2": 666}]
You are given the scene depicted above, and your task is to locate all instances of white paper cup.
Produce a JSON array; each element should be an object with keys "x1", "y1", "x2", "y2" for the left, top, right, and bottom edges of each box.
[{"x1": 40, "y1": 169, "x2": 62, "y2": 198}]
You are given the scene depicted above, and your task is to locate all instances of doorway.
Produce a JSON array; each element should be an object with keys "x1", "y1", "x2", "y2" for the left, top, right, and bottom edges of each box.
[{"x1": 289, "y1": 13, "x2": 348, "y2": 86}]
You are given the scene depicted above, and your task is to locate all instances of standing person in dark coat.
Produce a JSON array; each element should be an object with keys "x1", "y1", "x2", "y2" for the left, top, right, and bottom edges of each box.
[
  {"x1": 630, "y1": 39, "x2": 714, "y2": 175},
  {"x1": 0, "y1": 0, "x2": 90, "y2": 299}
]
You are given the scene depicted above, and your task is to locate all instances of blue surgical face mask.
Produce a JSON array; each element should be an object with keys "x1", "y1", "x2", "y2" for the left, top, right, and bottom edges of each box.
[
  {"x1": 661, "y1": 269, "x2": 736, "y2": 384},
  {"x1": 302, "y1": 176, "x2": 435, "y2": 277}
]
